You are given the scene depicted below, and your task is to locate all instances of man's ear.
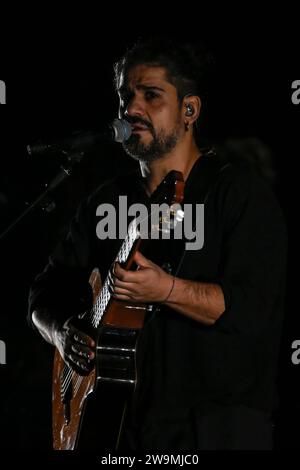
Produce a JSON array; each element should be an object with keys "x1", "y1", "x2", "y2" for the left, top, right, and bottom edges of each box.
[{"x1": 183, "y1": 95, "x2": 201, "y2": 124}]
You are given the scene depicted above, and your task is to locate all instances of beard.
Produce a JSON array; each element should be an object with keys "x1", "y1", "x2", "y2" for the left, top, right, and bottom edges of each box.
[{"x1": 122, "y1": 124, "x2": 180, "y2": 163}]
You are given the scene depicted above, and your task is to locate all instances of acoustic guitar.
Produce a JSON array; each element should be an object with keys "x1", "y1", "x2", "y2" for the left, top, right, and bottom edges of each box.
[{"x1": 52, "y1": 170, "x2": 184, "y2": 450}]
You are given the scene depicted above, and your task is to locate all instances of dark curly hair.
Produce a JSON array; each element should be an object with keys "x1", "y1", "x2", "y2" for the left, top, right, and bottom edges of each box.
[{"x1": 114, "y1": 36, "x2": 215, "y2": 105}]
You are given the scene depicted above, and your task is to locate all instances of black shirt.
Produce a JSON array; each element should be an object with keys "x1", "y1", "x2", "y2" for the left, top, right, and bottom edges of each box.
[{"x1": 28, "y1": 152, "x2": 287, "y2": 422}]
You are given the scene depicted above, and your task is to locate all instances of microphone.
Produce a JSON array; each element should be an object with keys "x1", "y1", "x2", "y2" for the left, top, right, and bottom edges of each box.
[{"x1": 27, "y1": 118, "x2": 132, "y2": 156}]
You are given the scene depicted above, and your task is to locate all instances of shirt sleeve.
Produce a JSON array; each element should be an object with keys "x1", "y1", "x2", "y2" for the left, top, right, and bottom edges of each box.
[
  {"x1": 27, "y1": 195, "x2": 95, "y2": 327},
  {"x1": 215, "y1": 168, "x2": 287, "y2": 336}
]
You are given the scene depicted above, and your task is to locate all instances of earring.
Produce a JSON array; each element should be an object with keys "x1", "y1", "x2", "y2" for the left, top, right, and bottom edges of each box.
[{"x1": 184, "y1": 121, "x2": 190, "y2": 131}]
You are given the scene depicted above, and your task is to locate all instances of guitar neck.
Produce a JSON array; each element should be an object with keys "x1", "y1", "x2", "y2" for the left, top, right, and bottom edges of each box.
[{"x1": 89, "y1": 219, "x2": 141, "y2": 330}]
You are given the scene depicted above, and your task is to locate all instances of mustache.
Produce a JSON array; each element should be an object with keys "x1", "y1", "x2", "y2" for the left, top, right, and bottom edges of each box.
[{"x1": 125, "y1": 116, "x2": 154, "y2": 131}]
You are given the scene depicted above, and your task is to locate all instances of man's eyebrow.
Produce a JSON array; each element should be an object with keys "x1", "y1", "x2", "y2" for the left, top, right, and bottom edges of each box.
[
  {"x1": 118, "y1": 84, "x2": 166, "y2": 94},
  {"x1": 136, "y1": 84, "x2": 165, "y2": 92}
]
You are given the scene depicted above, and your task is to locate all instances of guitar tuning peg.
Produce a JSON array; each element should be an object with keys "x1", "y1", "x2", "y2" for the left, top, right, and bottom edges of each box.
[
  {"x1": 174, "y1": 209, "x2": 184, "y2": 223},
  {"x1": 170, "y1": 204, "x2": 184, "y2": 223}
]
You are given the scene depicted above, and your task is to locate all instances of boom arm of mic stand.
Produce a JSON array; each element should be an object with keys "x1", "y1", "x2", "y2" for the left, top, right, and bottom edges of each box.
[{"x1": 0, "y1": 153, "x2": 84, "y2": 242}]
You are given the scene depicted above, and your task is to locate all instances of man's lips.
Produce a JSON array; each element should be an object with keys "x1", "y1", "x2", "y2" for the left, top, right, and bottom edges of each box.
[{"x1": 131, "y1": 125, "x2": 151, "y2": 132}]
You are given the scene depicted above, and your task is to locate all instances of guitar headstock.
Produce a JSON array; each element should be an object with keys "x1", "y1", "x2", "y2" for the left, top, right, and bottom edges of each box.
[
  {"x1": 142, "y1": 170, "x2": 185, "y2": 238},
  {"x1": 150, "y1": 170, "x2": 185, "y2": 206},
  {"x1": 118, "y1": 170, "x2": 185, "y2": 267}
]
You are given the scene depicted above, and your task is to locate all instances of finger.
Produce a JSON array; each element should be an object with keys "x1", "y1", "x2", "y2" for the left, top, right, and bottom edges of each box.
[
  {"x1": 71, "y1": 343, "x2": 95, "y2": 360},
  {"x1": 113, "y1": 293, "x2": 133, "y2": 301},
  {"x1": 133, "y1": 250, "x2": 152, "y2": 267},
  {"x1": 113, "y1": 285, "x2": 134, "y2": 296},
  {"x1": 108, "y1": 270, "x2": 131, "y2": 292},
  {"x1": 72, "y1": 331, "x2": 95, "y2": 348},
  {"x1": 63, "y1": 319, "x2": 95, "y2": 348},
  {"x1": 66, "y1": 353, "x2": 91, "y2": 373},
  {"x1": 114, "y1": 262, "x2": 139, "y2": 282},
  {"x1": 114, "y1": 277, "x2": 137, "y2": 290}
]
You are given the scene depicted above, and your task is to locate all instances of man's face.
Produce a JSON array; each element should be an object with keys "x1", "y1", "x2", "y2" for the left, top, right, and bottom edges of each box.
[{"x1": 117, "y1": 65, "x2": 184, "y2": 162}]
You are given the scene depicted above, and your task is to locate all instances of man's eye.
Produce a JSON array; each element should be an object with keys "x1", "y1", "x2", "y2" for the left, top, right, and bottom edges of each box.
[{"x1": 145, "y1": 90, "x2": 159, "y2": 100}]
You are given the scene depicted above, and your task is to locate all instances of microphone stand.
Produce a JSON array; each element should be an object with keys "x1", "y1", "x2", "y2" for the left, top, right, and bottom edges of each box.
[{"x1": 0, "y1": 152, "x2": 84, "y2": 242}]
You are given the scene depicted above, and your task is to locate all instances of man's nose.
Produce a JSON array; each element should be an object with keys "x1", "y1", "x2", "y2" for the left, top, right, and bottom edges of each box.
[{"x1": 124, "y1": 96, "x2": 145, "y2": 118}]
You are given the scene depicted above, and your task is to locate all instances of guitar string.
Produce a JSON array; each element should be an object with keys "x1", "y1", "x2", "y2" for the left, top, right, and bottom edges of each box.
[{"x1": 74, "y1": 375, "x2": 84, "y2": 395}]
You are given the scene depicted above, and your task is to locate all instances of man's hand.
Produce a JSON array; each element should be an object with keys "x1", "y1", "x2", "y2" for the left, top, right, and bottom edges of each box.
[
  {"x1": 54, "y1": 318, "x2": 95, "y2": 374},
  {"x1": 110, "y1": 250, "x2": 173, "y2": 303},
  {"x1": 32, "y1": 309, "x2": 96, "y2": 373}
]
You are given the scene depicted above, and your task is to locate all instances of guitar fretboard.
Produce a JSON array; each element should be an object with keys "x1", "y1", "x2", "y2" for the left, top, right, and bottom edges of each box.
[{"x1": 91, "y1": 219, "x2": 139, "y2": 329}]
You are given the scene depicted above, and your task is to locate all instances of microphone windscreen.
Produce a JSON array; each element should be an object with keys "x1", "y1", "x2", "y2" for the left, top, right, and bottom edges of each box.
[{"x1": 112, "y1": 119, "x2": 132, "y2": 142}]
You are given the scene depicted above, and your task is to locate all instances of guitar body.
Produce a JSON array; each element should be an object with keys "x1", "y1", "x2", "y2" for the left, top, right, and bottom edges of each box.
[
  {"x1": 52, "y1": 348, "x2": 97, "y2": 450},
  {"x1": 52, "y1": 170, "x2": 185, "y2": 450},
  {"x1": 52, "y1": 269, "x2": 147, "y2": 450}
]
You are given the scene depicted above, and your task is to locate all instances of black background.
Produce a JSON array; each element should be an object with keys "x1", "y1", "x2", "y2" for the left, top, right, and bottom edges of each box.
[{"x1": 0, "y1": 11, "x2": 299, "y2": 452}]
